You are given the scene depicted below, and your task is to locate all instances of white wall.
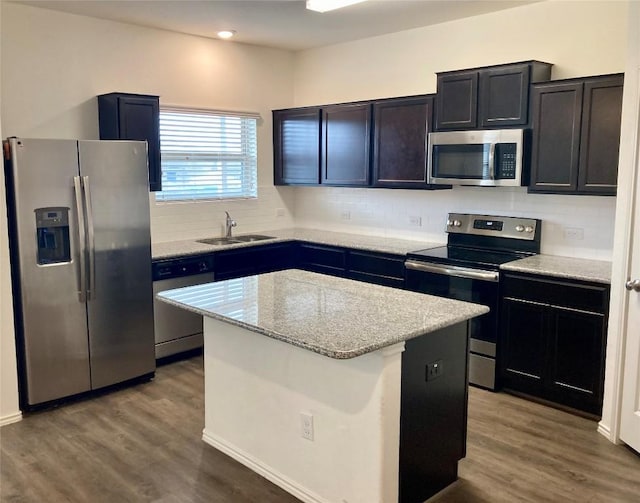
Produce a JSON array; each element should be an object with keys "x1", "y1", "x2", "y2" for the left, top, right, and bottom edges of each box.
[
  {"x1": 292, "y1": 0, "x2": 628, "y2": 260},
  {"x1": 0, "y1": 2, "x2": 298, "y2": 420},
  {"x1": 0, "y1": 2, "x2": 297, "y2": 243},
  {"x1": 0, "y1": 2, "x2": 22, "y2": 426}
]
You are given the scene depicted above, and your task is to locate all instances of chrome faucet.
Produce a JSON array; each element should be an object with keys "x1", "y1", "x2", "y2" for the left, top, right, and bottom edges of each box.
[{"x1": 225, "y1": 211, "x2": 237, "y2": 238}]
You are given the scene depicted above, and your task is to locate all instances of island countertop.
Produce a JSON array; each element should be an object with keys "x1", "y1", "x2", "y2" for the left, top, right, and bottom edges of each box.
[{"x1": 156, "y1": 269, "x2": 488, "y2": 359}]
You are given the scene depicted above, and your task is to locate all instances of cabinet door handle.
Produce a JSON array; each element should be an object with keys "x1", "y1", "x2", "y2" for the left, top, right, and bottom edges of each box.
[{"x1": 625, "y1": 279, "x2": 640, "y2": 292}]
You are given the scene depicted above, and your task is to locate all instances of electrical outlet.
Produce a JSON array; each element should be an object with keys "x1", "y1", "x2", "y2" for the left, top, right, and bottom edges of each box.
[
  {"x1": 409, "y1": 215, "x2": 422, "y2": 227},
  {"x1": 340, "y1": 210, "x2": 351, "y2": 220},
  {"x1": 300, "y1": 412, "x2": 314, "y2": 441},
  {"x1": 426, "y1": 360, "x2": 443, "y2": 381},
  {"x1": 564, "y1": 227, "x2": 584, "y2": 241},
  {"x1": 276, "y1": 208, "x2": 285, "y2": 217}
]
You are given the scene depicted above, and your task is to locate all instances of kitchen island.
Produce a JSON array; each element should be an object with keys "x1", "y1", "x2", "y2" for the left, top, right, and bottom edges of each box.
[{"x1": 157, "y1": 269, "x2": 488, "y2": 503}]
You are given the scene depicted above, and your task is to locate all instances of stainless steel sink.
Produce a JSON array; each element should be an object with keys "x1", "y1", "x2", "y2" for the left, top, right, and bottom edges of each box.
[
  {"x1": 197, "y1": 237, "x2": 243, "y2": 245},
  {"x1": 233, "y1": 234, "x2": 275, "y2": 242},
  {"x1": 196, "y1": 234, "x2": 275, "y2": 246}
]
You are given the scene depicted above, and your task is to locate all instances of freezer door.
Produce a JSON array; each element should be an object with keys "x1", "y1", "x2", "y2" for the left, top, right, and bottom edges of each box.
[
  {"x1": 5, "y1": 138, "x2": 91, "y2": 406},
  {"x1": 78, "y1": 140, "x2": 155, "y2": 389}
]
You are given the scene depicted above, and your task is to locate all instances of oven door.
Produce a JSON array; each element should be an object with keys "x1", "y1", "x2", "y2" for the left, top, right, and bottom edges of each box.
[{"x1": 405, "y1": 260, "x2": 500, "y2": 390}]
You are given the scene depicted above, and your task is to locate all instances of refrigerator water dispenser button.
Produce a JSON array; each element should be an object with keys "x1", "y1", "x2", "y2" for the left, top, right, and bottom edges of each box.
[{"x1": 35, "y1": 207, "x2": 71, "y2": 265}]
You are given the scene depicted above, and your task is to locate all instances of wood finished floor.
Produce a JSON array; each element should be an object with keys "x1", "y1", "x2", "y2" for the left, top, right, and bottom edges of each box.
[{"x1": 1, "y1": 354, "x2": 639, "y2": 503}]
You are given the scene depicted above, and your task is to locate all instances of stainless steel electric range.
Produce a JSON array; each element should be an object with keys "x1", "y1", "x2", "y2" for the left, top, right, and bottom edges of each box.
[{"x1": 405, "y1": 213, "x2": 541, "y2": 390}]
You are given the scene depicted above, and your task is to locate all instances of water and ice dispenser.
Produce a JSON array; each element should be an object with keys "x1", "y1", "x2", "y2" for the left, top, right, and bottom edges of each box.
[{"x1": 35, "y1": 207, "x2": 71, "y2": 265}]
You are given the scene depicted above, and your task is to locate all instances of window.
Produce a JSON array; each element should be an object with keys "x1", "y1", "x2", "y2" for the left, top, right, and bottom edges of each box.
[{"x1": 155, "y1": 107, "x2": 258, "y2": 201}]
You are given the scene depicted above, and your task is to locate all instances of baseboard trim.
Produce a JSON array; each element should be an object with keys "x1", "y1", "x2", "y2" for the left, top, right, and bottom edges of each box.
[
  {"x1": 202, "y1": 429, "x2": 329, "y2": 503},
  {"x1": 0, "y1": 411, "x2": 22, "y2": 427},
  {"x1": 597, "y1": 422, "x2": 615, "y2": 442}
]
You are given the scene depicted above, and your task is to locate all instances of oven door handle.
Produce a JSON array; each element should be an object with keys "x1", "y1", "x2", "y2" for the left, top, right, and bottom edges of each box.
[{"x1": 405, "y1": 260, "x2": 500, "y2": 282}]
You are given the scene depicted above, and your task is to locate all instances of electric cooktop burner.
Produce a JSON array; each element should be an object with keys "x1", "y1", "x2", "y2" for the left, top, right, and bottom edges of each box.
[
  {"x1": 408, "y1": 213, "x2": 542, "y2": 269},
  {"x1": 406, "y1": 245, "x2": 532, "y2": 270}
]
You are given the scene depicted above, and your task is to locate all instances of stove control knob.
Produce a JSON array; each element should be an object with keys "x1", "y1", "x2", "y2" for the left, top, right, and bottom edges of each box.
[
  {"x1": 447, "y1": 219, "x2": 454, "y2": 227},
  {"x1": 453, "y1": 220, "x2": 462, "y2": 227},
  {"x1": 524, "y1": 226, "x2": 534, "y2": 233},
  {"x1": 515, "y1": 225, "x2": 525, "y2": 232}
]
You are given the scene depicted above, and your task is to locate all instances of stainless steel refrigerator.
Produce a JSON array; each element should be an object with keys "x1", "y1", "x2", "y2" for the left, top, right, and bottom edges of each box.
[{"x1": 4, "y1": 137, "x2": 155, "y2": 408}]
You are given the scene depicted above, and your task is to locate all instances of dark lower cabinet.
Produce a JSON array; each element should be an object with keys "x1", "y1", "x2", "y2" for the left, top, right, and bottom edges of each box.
[
  {"x1": 296, "y1": 243, "x2": 347, "y2": 277},
  {"x1": 214, "y1": 243, "x2": 294, "y2": 281},
  {"x1": 296, "y1": 243, "x2": 406, "y2": 287},
  {"x1": 98, "y1": 92, "x2": 161, "y2": 191},
  {"x1": 399, "y1": 322, "x2": 469, "y2": 502},
  {"x1": 529, "y1": 74, "x2": 623, "y2": 195},
  {"x1": 212, "y1": 241, "x2": 408, "y2": 286},
  {"x1": 500, "y1": 273, "x2": 609, "y2": 416},
  {"x1": 347, "y1": 250, "x2": 405, "y2": 288},
  {"x1": 500, "y1": 297, "x2": 546, "y2": 391}
]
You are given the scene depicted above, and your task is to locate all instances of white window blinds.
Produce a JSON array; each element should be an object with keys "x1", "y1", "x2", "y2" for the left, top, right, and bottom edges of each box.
[{"x1": 156, "y1": 107, "x2": 258, "y2": 201}]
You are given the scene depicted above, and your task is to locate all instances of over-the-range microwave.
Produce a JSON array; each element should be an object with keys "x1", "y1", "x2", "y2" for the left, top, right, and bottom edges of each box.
[{"x1": 427, "y1": 129, "x2": 524, "y2": 187}]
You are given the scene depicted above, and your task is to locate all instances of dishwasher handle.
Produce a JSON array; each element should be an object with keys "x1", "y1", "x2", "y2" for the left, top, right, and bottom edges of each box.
[{"x1": 405, "y1": 259, "x2": 500, "y2": 282}]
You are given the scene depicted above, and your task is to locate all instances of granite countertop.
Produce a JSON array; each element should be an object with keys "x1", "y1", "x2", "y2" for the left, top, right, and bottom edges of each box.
[
  {"x1": 151, "y1": 228, "x2": 443, "y2": 260},
  {"x1": 156, "y1": 269, "x2": 489, "y2": 359},
  {"x1": 152, "y1": 227, "x2": 612, "y2": 284},
  {"x1": 500, "y1": 254, "x2": 612, "y2": 284}
]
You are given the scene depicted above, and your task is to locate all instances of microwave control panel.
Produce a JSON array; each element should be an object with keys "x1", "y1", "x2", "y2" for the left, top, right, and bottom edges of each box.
[{"x1": 495, "y1": 143, "x2": 518, "y2": 179}]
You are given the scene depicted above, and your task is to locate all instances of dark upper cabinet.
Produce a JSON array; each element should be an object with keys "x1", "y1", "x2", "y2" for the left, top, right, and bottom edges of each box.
[
  {"x1": 529, "y1": 81, "x2": 583, "y2": 192},
  {"x1": 273, "y1": 96, "x2": 449, "y2": 189},
  {"x1": 273, "y1": 108, "x2": 321, "y2": 186},
  {"x1": 98, "y1": 92, "x2": 161, "y2": 191},
  {"x1": 479, "y1": 63, "x2": 530, "y2": 128},
  {"x1": 529, "y1": 74, "x2": 623, "y2": 195},
  {"x1": 372, "y1": 95, "x2": 434, "y2": 189},
  {"x1": 435, "y1": 61, "x2": 552, "y2": 131},
  {"x1": 578, "y1": 76, "x2": 624, "y2": 193},
  {"x1": 435, "y1": 71, "x2": 478, "y2": 130},
  {"x1": 500, "y1": 273, "x2": 609, "y2": 416},
  {"x1": 321, "y1": 103, "x2": 371, "y2": 186}
]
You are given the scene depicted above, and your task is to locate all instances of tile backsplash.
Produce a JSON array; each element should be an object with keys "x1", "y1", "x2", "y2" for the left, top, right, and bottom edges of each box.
[
  {"x1": 150, "y1": 185, "x2": 295, "y2": 243},
  {"x1": 293, "y1": 186, "x2": 616, "y2": 261},
  {"x1": 150, "y1": 184, "x2": 616, "y2": 261}
]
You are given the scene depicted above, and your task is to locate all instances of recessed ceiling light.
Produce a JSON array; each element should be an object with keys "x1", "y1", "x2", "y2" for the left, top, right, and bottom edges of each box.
[
  {"x1": 217, "y1": 30, "x2": 236, "y2": 40},
  {"x1": 306, "y1": 0, "x2": 367, "y2": 13}
]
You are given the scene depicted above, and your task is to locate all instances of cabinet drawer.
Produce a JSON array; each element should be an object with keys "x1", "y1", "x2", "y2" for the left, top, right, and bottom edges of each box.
[
  {"x1": 502, "y1": 274, "x2": 608, "y2": 313},
  {"x1": 298, "y1": 244, "x2": 347, "y2": 270},
  {"x1": 348, "y1": 271, "x2": 404, "y2": 289},
  {"x1": 348, "y1": 250, "x2": 405, "y2": 279}
]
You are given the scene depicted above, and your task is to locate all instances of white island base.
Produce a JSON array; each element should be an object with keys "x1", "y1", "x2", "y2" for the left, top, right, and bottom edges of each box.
[
  {"x1": 201, "y1": 316, "x2": 469, "y2": 503},
  {"x1": 202, "y1": 317, "x2": 404, "y2": 503}
]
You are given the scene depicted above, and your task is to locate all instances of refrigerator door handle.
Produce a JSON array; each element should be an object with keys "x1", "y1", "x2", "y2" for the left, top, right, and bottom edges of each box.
[
  {"x1": 73, "y1": 176, "x2": 87, "y2": 302},
  {"x1": 83, "y1": 175, "x2": 96, "y2": 301}
]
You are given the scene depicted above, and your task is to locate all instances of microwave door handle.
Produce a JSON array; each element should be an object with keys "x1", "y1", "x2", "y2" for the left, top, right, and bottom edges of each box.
[{"x1": 488, "y1": 143, "x2": 496, "y2": 179}]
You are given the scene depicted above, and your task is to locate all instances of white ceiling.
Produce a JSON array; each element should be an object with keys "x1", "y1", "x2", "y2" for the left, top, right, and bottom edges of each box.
[{"x1": 12, "y1": 0, "x2": 540, "y2": 51}]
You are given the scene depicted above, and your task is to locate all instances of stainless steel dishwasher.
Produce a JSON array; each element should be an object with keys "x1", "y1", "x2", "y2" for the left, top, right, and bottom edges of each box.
[{"x1": 152, "y1": 255, "x2": 214, "y2": 359}]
